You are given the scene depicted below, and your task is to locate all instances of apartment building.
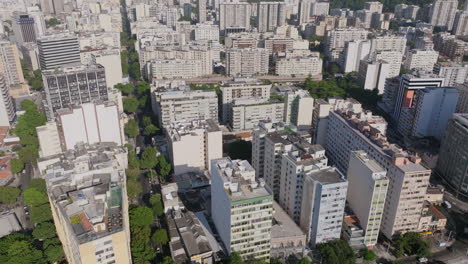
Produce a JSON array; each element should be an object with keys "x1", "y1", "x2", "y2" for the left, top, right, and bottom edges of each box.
[
  {"x1": 37, "y1": 34, "x2": 81, "y2": 70},
  {"x1": 279, "y1": 144, "x2": 329, "y2": 222},
  {"x1": 220, "y1": 79, "x2": 271, "y2": 123},
  {"x1": 358, "y1": 59, "x2": 391, "y2": 94},
  {"x1": 167, "y1": 119, "x2": 222, "y2": 175},
  {"x1": 0, "y1": 40, "x2": 25, "y2": 86},
  {"x1": 298, "y1": 0, "x2": 315, "y2": 24},
  {"x1": 437, "y1": 114, "x2": 468, "y2": 199},
  {"x1": 211, "y1": 158, "x2": 273, "y2": 260},
  {"x1": 453, "y1": 11, "x2": 468, "y2": 36},
  {"x1": 274, "y1": 86, "x2": 314, "y2": 126},
  {"x1": 229, "y1": 97, "x2": 284, "y2": 131},
  {"x1": 41, "y1": 144, "x2": 131, "y2": 264},
  {"x1": 194, "y1": 23, "x2": 220, "y2": 41},
  {"x1": 370, "y1": 50, "x2": 403, "y2": 77},
  {"x1": 152, "y1": 86, "x2": 218, "y2": 129},
  {"x1": 36, "y1": 121, "x2": 62, "y2": 158},
  {"x1": 275, "y1": 55, "x2": 323, "y2": 77},
  {"x1": 257, "y1": 2, "x2": 286, "y2": 32},
  {"x1": 365, "y1": 1, "x2": 384, "y2": 13},
  {"x1": 226, "y1": 48, "x2": 269, "y2": 76},
  {"x1": 12, "y1": 13, "x2": 36, "y2": 46},
  {"x1": 456, "y1": 83, "x2": 468, "y2": 113},
  {"x1": 346, "y1": 151, "x2": 388, "y2": 248},
  {"x1": 198, "y1": 0, "x2": 206, "y2": 23},
  {"x1": 433, "y1": 63, "x2": 468, "y2": 86},
  {"x1": 326, "y1": 28, "x2": 369, "y2": 61},
  {"x1": 42, "y1": 64, "x2": 109, "y2": 118},
  {"x1": 370, "y1": 35, "x2": 407, "y2": 54},
  {"x1": 91, "y1": 50, "x2": 122, "y2": 89},
  {"x1": 394, "y1": 4, "x2": 420, "y2": 20},
  {"x1": 429, "y1": 0, "x2": 458, "y2": 31},
  {"x1": 148, "y1": 59, "x2": 206, "y2": 80},
  {"x1": 320, "y1": 100, "x2": 431, "y2": 238},
  {"x1": 342, "y1": 40, "x2": 371, "y2": 73},
  {"x1": 0, "y1": 75, "x2": 14, "y2": 126},
  {"x1": 300, "y1": 167, "x2": 348, "y2": 246},
  {"x1": 219, "y1": 3, "x2": 252, "y2": 33},
  {"x1": 404, "y1": 49, "x2": 439, "y2": 72}
]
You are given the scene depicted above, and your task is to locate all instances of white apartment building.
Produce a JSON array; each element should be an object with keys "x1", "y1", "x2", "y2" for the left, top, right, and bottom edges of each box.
[
  {"x1": 26, "y1": 6, "x2": 46, "y2": 38},
  {"x1": 0, "y1": 74, "x2": 14, "y2": 126},
  {"x1": 41, "y1": 144, "x2": 132, "y2": 264},
  {"x1": 326, "y1": 28, "x2": 369, "y2": 61},
  {"x1": 220, "y1": 79, "x2": 271, "y2": 123},
  {"x1": 370, "y1": 35, "x2": 407, "y2": 54},
  {"x1": 226, "y1": 48, "x2": 269, "y2": 76},
  {"x1": 358, "y1": 59, "x2": 391, "y2": 94},
  {"x1": 298, "y1": 0, "x2": 315, "y2": 24},
  {"x1": 404, "y1": 49, "x2": 439, "y2": 72},
  {"x1": 434, "y1": 63, "x2": 468, "y2": 87},
  {"x1": 453, "y1": 11, "x2": 468, "y2": 36},
  {"x1": 320, "y1": 101, "x2": 431, "y2": 238},
  {"x1": 198, "y1": 0, "x2": 207, "y2": 23},
  {"x1": 152, "y1": 86, "x2": 218, "y2": 129},
  {"x1": 429, "y1": 0, "x2": 458, "y2": 31},
  {"x1": 0, "y1": 40, "x2": 25, "y2": 86},
  {"x1": 356, "y1": 10, "x2": 373, "y2": 28},
  {"x1": 365, "y1": 1, "x2": 384, "y2": 13},
  {"x1": 257, "y1": 2, "x2": 286, "y2": 32},
  {"x1": 273, "y1": 86, "x2": 314, "y2": 126},
  {"x1": 312, "y1": 2, "x2": 330, "y2": 16},
  {"x1": 92, "y1": 50, "x2": 123, "y2": 88},
  {"x1": 394, "y1": 4, "x2": 419, "y2": 20},
  {"x1": 37, "y1": 33, "x2": 81, "y2": 70},
  {"x1": 211, "y1": 158, "x2": 273, "y2": 260},
  {"x1": 219, "y1": 3, "x2": 252, "y2": 32},
  {"x1": 279, "y1": 145, "x2": 329, "y2": 222},
  {"x1": 370, "y1": 50, "x2": 403, "y2": 77},
  {"x1": 167, "y1": 119, "x2": 222, "y2": 175},
  {"x1": 346, "y1": 151, "x2": 388, "y2": 248},
  {"x1": 194, "y1": 23, "x2": 220, "y2": 41},
  {"x1": 456, "y1": 83, "x2": 468, "y2": 113},
  {"x1": 342, "y1": 40, "x2": 371, "y2": 73},
  {"x1": 36, "y1": 121, "x2": 62, "y2": 158},
  {"x1": 300, "y1": 167, "x2": 348, "y2": 246},
  {"x1": 276, "y1": 55, "x2": 323, "y2": 77},
  {"x1": 229, "y1": 97, "x2": 284, "y2": 131},
  {"x1": 149, "y1": 59, "x2": 206, "y2": 80}
]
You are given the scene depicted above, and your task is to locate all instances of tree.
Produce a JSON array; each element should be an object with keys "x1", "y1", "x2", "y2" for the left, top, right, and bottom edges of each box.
[
  {"x1": 127, "y1": 179, "x2": 142, "y2": 199},
  {"x1": 136, "y1": 81, "x2": 150, "y2": 96},
  {"x1": 0, "y1": 186, "x2": 20, "y2": 204},
  {"x1": 317, "y1": 240, "x2": 355, "y2": 264},
  {"x1": 30, "y1": 203, "x2": 52, "y2": 223},
  {"x1": 297, "y1": 257, "x2": 311, "y2": 264},
  {"x1": 32, "y1": 222, "x2": 57, "y2": 240},
  {"x1": 123, "y1": 97, "x2": 140, "y2": 113},
  {"x1": 129, "y1": 206, "x2": 153, "y2": 227},
  {"x1": 363, "y1": 249, "x2": 377, "y2": 261},
  {"x1": 143, "y1": 124, "x2": 159, "y2": 136},
  {"x1": 151, "y1": 229, "x2": 168, "y2": 246},
  {"x1": 121, "y1": 50, "x2": 129, "y2": 76},
  {"x1": 150, "y1": 194, "x2": 164, "y2": 217},
  {"x1": 140, "y1": 147, "x2": 158, "y2": 169},
  {"x1": 129, "y1": 61, "x2": 141, "y2": 80},
  {"x1": 162, "y1": 256, "x2": 177, "y2": 264},
  {"x1": 130, "y1": 225, "x2": 156, "y2": 263},
  {"x1": 5, "y1": 240, "x2": 45, "y2": 264},
  {"x1": 142, "y1": 116, "x2": 152, "y2": 127},
  {"x1": 227, "y1": 140, "x2": 252, "y2": 162},
  {"x1": 157, "y1": 155, "x2": 171, "y2": 177},
  {"x1": 128, "y1": 150, "x2": 140, "y2": 169},
  {"x1": 125, "y1": 119, "x2": 139, "y2": 138},
  {"x1": 10, "y1": 158, "x2": 24, "y2": 174},
  {"x1": 45, "y1": 18, "x2": 60, "y2": 27},
  {"x1": 29, "y1": 179, "x2": 47, "y2": 194},
  {"x1": 18, "y1": 145, "x2": 39, "y2": 164},
  {"x1": 44, "y1": 244, "x2": 63, "y2": 263},
  {"x1": 115, "y1": 83, "x2": 134, "y2": 95},
  {"x1": 23, "y1": 188, "x2": 48, "y2": 206},
  {"x1": 394, "y1": 232, "x2": 431, "y2": 258},
  {"x1": 229, "y1": 252, "x2": 244, "y2": 264}
]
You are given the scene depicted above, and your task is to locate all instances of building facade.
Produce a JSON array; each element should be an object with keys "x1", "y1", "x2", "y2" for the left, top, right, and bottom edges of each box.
[{"x1": 37, "y1": 34, "x2": 81, "y2": 70}]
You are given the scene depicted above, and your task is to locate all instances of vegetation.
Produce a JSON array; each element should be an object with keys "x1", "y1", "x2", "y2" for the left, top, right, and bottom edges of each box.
[
  {"x1": 151, "y1": 229, "x2": 169, "y2": 246},
  {"x1": 130, "y1": 206, "x2": 154, "y2": 227},
  {"x1": 115, "y1": 83, "x2": 134, "y2": 95},
  {"x1": 302, "y1": 77, "x2": 346, "y2": 99},
  {"x1": 121, "y1": 50, "x2": 129, "y2": 76},
  {"x1": 124, "y1": 119, "x2": 139, "y2": 138},
  {"x1": 362, "y1": 249, "x2": 377, "y2": 261},
  {"x1": 394, "y1": 232, "x2": 431, "y2": 258},
  {"x1": 190, "y1": 84, "x2": 221, "y2": 95},
  {"x1": 150, "y1": 193, "x2": 164, "y2": 217},
  {"x1": 123, "y1": 97, "x2": 140, "y2": 113},
  {"x1": 45, "y1": 18, "x2": 60, "y2": 28},
  {"x1": 10, "y1": 158, "x2": 24, "y2": 174},
  {"x1": 0, "y1": 186, "x2": 20, "y2": 204},
  {"x1": 140, "y1": 147, "x2": 158, "y2": 169},
  {"x1": 228, "y1": 252, "x2": 244, "y2": 264},
  {"x1": 317, "y1": 239, "x2": 356, "y2": 264},
  {"x1": 13, "y1": 100, "x2": 47, "y2": 164},
  {"x1": 270, "y1": 92, "x2": 285, "y2": 102}
]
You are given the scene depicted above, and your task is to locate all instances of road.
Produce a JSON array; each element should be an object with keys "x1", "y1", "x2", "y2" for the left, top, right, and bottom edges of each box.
[{"x1": 183, "y1": 74, "x2": 322, "y2": 84}]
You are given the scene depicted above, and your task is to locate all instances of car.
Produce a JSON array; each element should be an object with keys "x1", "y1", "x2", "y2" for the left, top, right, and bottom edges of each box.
[{"x1": 418, "y1": 257, "x2": 428, "y2": 263}]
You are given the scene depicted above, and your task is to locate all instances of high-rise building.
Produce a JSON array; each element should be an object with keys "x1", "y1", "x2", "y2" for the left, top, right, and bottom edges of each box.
[
  {"x1": 369, "y1": 35, "x2": 407, "y2": 54},
  {"x1": 326, "y1": 28, "x2": 369, "y2": 61},
  {"x1": 364, "y1": 1, "x2": 384, "y2": 13},
  {"x1": 26, "y1": 6, "x2": 46, "y2": 38},
  {"x1": 370, "y1": 50, "x2": 403, "y2": 78},
  {"x1": 394, "y1": 4, "x2": 420, "y2": 20},
  {"x1": 12, "y1": 13, "x2": 36, "y2": 46},
  {"x1": 36, "y1": 121, "x2": 62, "y2": 158},
  {"x1": 434, "y1": 63, "x2": 468, "y2": 87},
  {"x1": 220, "y1": 79, "x2": 271, "y2": 123},
  {"x1": 300, "y1": 167, "x2": 348, "y2": 246},
  {"x1": 429, "y1": 0, "x2": 458, "y2": 31},
  {"x1": 437, "y1": 114, "x2": 468, "y2": 199},
  {"x1": 211, "y1": 158, "x2": 273, "y2": 260},
  {"x1": 151, "y1": 86, "x2": 218, "y2": 128},
  {"x1": 91, "y1": 50, "x2": 122, "y2": 89},
  {"x1": 37, "y1": 33, "x2": 81, "y2": 70},
  {"x1": 226, "y1": 48, "x2": 269, "y2": 76},
  {"x1": 311, "y1": 2, "x2": 330, "y2": 16},
  {"x1": 298, "y1": 0, "x2": 314, "y2": 24},
  {"x1": 0, "y1": 40, "x2": 25, "y2": 86},
  {"x1": 456, "y1": 83, "x2": 468, "y2": 113},
  {"x1": 397, "y1": 87, "x2": 458, "y2": 139},
  {"x1": 0, "y1": 74, "x2": 15, "y2": 126},
  {"x1": 276, "y1": 55, "x2": 323, "y2": 77},
  {"x1": 219, "y1": 3, "x2": 251, "y2": 33},
  {"x1": 42, "y1": 64, "x2": 109, "y2": 118},
  {"x1": 342, "y1": 40, "x2": 371, "y2": 73},
  {"x1": 229, "y1": 98, "x2": 284, "y2": 131},
  {"x1": 257, "y1": 2, "x2": 286, "y2": 32},
  {"x1": 452, "y1": 11, "x2": 468, "y2": 36},
  {"x1": 358, "y1": 59, "x2": 391, "y2": 94},
  {"x1": 167, "y1": 119, "x2": 222, "y2": 175},
  {"x1": 41, "y1": 144, "x2": 132, "y2": 264},
  {"x1": 319, "y1": 100, "x2": 431, "y2": 238},
  {"x1": 404, "y1": 49, "x2": 439, "y2": 72},
  {"x1": 274, "y1": 86, "x2": 314, "y2": 126},
  {"x1": 346, "y1": 151, "x2": 388, "y2": 248},
  {"x1": 198, "y1": 0, "x2": 207, "y2": 23}
]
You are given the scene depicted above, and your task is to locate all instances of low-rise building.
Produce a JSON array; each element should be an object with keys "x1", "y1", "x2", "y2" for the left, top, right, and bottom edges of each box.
[{"x1": 229, "y1": 98, "x2": 284, "y2": 131}]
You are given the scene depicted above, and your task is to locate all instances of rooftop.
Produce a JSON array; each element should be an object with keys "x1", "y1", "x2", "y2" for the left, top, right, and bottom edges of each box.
[
  {"x1": 167, "y1": 119, "x2": 220, "y2": 142},
  {"x1": 307, "y1": 167, "x2": 345, "y2": 185},
  {"x1": 352, "y1": 151, "x2": 386, "y2": 176},
  {"x1": 271, "y1": 202, "x2": 305, "y2": 240}
]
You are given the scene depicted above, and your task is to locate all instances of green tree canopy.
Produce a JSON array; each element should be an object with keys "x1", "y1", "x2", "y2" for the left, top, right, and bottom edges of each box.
[
  {"x1": 229, "y1": 252, "x2": 243, "y2": 264},
  {"x1": 151, "y1": 229, "x2": 168, "y2": 246},
  {"x1": 129, "y1": 61, "x2": 141, "y2": 80},
  {"x1": 5, "y1": 240, "x2": 45, "y2": 264},
  {"x1": 29, "y1": 179, "x2": 47, "y2": 194},
  {"x1": 136, "y1": 81, "x2": 150, "y2": 96},
  {"x1": 30, "y1": 203, "x2": 52, "y2": 223},
  {"x1": 10, "y1": 158, "x2": 24, "y2": 174},
  {"x1": 23, "y1": 188, "x2": 48, "y2": 206},
  {"x1": 157, "y1": 155, "x2": 171, "y2": 178},
  {"x1": 125, "y1": 119, "x2": 139, "y2": 138},
  {"x1": 43, "y1": 243, "x2": 63, "y2": 263},
  {"x1": 363, "y1": 249, "x2": 377, "y2": 261},
  {"x1": 130, "y1": 206, "x2": 153, "y2": 227},
  {"x1": 140, "y1": 147, "x2": 158, "y2": 169},
  {"x1": 303, "y1": 78, "x2": 346, "y2": 99},
  {"x1": 32, "y1": 222, "x2": 57, "y2": 240},
  {"x1": 143, "y1": 124, "x2": 159, "y2": 136},
  {"x1": 297, "y1": 257, "x2": 311, "y2": 264},
  {"x1": 317, "y1": 239, "x2": 355, "y2": 264},
  {"x1": 115, "y1": 83, "x2": 134, "y2": 95},
  {"x1": 394, "y1": 232, "x2": 431, "y2": 258},
  {"x1": 150, "y1": 194, "x2": 164, "y2": 217},
  {"x1": 128, "y1": 150, "x2": 140, "y2": 169},
  {"x1": 130, "y1": 225, "x2": 155, "y2": 264},
  {"x1": 0, "y1": 186, "x2": 20, "y2": 204},
  {"x1": 162, "y1": 256, "x2": 177, "y2": 264},
  {"x1": 123, "y1": 97, "x2": 140, "y2": 113},
  {"x1": 127, "y1": 179, "x2": 142, "y2": 199},
  {"x1": 142, "y1": 116, "x2": 152, "y2": 127}
]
